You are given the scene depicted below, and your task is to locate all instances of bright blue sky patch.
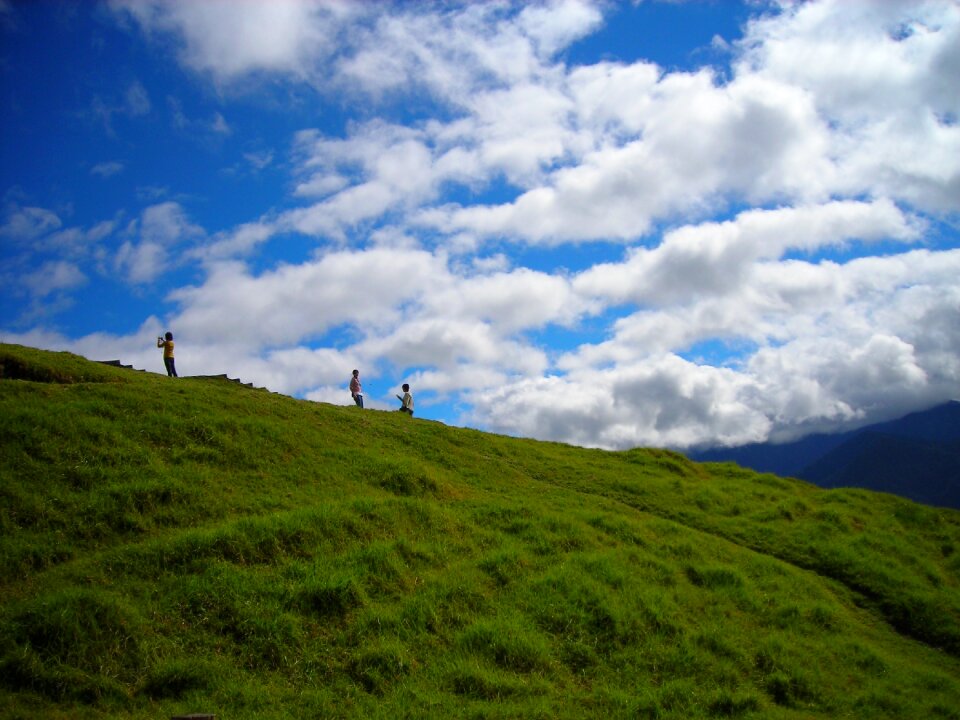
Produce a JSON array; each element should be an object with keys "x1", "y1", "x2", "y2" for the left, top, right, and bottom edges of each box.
[{"x1": 564, "y1": 0, "x2": 760, "y2": 71}]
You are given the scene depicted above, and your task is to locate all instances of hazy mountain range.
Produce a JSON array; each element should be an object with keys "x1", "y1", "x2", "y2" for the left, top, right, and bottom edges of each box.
[{"x1": 688, "y1": 401, "x2": 960, "y2": 509}]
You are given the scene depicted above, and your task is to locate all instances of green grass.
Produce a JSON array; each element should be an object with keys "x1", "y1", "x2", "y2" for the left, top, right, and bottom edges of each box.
[{"x1": 1, "y1": 342, "x2": 959, "y2": 719}]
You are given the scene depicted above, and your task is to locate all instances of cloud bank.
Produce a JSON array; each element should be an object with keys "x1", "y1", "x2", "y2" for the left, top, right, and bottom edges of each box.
[{"x1": 4, "y1": 0, "x2": 959, "y2": 450}]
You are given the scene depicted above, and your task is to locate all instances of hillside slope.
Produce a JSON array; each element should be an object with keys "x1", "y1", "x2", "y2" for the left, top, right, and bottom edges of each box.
[{"x1": 2, "y1": 344, "x2": 959, "y2": 719}]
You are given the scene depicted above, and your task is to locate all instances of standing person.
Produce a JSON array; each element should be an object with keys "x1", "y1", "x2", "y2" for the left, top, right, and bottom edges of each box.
[
  {"x1": 396, "y1": 383, "x2": 414, "y2": 415},
  {"x1": 157, "y1": 331, "x2": 177, "y2": 377},
  {"x1": 350, "y1": 369, "x2": 363, "y2": 408}
]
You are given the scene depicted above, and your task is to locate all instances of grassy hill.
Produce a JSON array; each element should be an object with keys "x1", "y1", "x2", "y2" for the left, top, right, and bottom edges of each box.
[{"x1": 1, "y1": 343, "x2": 959, "y2": 719}]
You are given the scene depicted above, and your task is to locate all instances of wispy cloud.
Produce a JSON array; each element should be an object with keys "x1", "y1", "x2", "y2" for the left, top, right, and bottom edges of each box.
[
  {"x1": 114, "y1": 202, "x2": 205, "y2": 284},
  {"x1": 90, "y1": 80, "x2": 152, "y2": 134},
  {"x1": 0, "y1": 204, "x2": 62, "y2": 240},
  {"x1": 91, "y1": 161, "x2": 125, "y2": 178},
  {"x1": 23, "y1": 260, "x2": 87, "y2": 298},
  {"x1": 6, "y1": 0, "x2": 958, "y2": 450}
]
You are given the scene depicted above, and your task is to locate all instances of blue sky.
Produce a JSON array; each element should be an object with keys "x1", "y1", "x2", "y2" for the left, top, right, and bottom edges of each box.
[{"x1": 2, "y1": 0, "x2": 959, "y2": 450}]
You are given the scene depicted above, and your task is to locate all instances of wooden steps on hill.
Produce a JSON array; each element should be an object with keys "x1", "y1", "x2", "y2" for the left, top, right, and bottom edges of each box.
[{"x1": 96, "y1": 361, "x2": 269, "y2": 391}]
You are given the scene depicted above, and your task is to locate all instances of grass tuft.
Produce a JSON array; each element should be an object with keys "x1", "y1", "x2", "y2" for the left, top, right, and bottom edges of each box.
[{"x1": 140, "y1": 658, "x2": 212, "y2": 699}]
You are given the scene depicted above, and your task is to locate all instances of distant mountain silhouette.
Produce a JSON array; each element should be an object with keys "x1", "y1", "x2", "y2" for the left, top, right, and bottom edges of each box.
[{"x1": 689, "y1": 401, "x2": 960, "y2": 508}]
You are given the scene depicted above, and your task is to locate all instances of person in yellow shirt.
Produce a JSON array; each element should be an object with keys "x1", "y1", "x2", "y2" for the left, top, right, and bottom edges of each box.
[{"x1": 157, "y1": 331, "x2": 177, "y2": 377}]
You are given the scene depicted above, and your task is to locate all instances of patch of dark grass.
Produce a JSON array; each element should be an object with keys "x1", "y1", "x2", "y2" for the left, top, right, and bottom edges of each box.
[
  {"x1": 632, "y1": 678, "x2": 701, "y2": 718},
  {"x1": 558, "y1": 637, "x2": 599, "y2": 674},
  {"x1": 140, "y1": 657, "x2": 213, "y2": 698},
  {"x1": 477, "y1": 547, "x2": 528, "y2": 586},
  {"x1": 685, "y1": 564, "x2": 745, "y2": 590},
  {"x1": 294, "y1": 572, "x2": 365, "y2": 619},
  {"x1": 110, "y1": 506, "x2": 374, "y2": 578},
  {"x1": 852, "y1": 690, "x2": 907, "y2": 718},
  {"x1": 579, "y1": 554, "x2": 627, "y2": 589},
  {"x1": 707, "y1": 688, "x2": 762, "y2": 717},
  {"x1": 586, "y1": 513, "x2": 650, "y2": 547},
  {"x1": 5, "y1": 588, "x2": 144, "y2": 681},
  {"x1": 880, "y1": 592, "x2": 960, "y2": 656},
  {"x1": 694, "y1": 629, "x2": 742, "y2": 662},
  {"x1": 472, "y1": 504, "x2": 534, "y2": 535},
  {"x1": 0, "y1": 534, "x2": 75, "y2": 580},
  {"x1": 447, "y1": 660, "x2": 532, "y2": 700},
  {"x1": 168, "y1": 562, "x2": 306, "y2": 671},
  {"x1": 458, "y1": 617, "x2": 552, "y2": 673},
  {"x1": 348, "y1": 640, "x2": 412, "y2": 694},
  {"x1": 349, "y1": 541, "x2": 407, "y2": 598},
  {"x1": 841, "y1": 642, "x2": 889, "y2": 676},
  {"x1": 0, "y1": 588, "x2": 145, "y2": 704},
  {"x1": 398, "y1": 573, "x2": 491, "y2": 637},
  {"x1": 0, "y1": 646, "x2": 129, "y2": 704},
  {"x1": 764, "y1": 669, "x2": 819, "y2": 708},
  {"x1": 376, "y1": 460, "x2": 440, "y2": 497},
  {"x1": 527, "y1": 568, "x2": 635, "y2": 648}
]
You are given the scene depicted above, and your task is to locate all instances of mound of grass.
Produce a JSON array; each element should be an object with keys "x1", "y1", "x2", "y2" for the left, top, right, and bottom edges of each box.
[{"x1": 1, "y1": 343, "x2": 959, "y2": 719}]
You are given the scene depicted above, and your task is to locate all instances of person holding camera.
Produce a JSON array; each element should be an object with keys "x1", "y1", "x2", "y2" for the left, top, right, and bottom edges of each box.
[{"x1": 157, "y1": 331, "x2": 177, "y2": 377}]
